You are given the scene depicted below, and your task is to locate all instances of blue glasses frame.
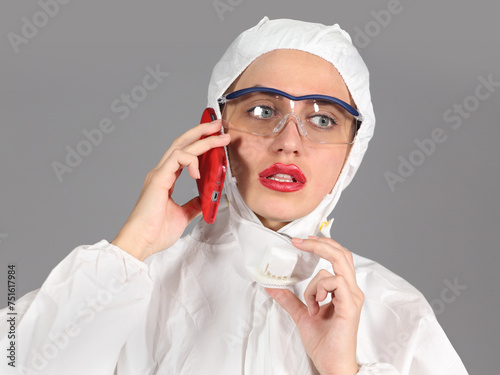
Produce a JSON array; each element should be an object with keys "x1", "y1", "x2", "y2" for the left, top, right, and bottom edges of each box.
[{"x1": 218, "y1": 87, "x2": 362, "y2": 122}]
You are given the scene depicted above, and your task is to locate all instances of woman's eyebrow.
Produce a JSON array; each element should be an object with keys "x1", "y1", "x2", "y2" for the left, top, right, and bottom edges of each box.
[
  {"x1": 246, "y1": 85, "x2": 284, "y2": 99},
  {"x1": 247, "y1": 85, "x2": 347, "y2": 104},
  {"x1": 249, "y1": 84, "x2": 346, "y2": 100}
]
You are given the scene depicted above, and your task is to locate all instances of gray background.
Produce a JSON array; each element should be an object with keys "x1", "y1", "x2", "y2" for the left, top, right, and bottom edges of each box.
[{"x1": 1, "y1": 0, "x2": 498, "y2": 373}]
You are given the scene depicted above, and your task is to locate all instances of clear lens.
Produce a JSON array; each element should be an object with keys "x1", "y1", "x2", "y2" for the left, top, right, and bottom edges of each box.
[{"x1": 221, "y1": 91, "x2": 357, "y2": 144}]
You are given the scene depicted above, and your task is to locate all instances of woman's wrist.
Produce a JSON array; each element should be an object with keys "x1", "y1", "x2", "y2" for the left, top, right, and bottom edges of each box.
[{"x1": 111, "y1": 230, "x2": 151, "y2": 262}]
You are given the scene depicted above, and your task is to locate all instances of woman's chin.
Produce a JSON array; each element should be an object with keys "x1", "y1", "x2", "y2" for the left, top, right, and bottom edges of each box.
[{"x1": 241, "y1": 190, "x2": 321, "y2": 230}]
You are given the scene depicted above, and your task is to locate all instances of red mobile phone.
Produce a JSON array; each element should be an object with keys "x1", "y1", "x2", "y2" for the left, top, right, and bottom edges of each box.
[{"x1": 196, "y1": 108, "x2": 227, "y2": 224}]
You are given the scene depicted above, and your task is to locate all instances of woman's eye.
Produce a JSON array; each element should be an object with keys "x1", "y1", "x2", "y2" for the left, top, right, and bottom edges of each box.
[
  {"x1": 248, "y1": 106, "x2": 275, "y2": 119},
  {"x1": 309, "y1": 115, "x2": 337, "y2": 128}
]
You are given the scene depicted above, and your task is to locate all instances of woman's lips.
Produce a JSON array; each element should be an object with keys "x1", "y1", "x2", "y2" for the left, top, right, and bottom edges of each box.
[{"x1": 258, "y1": 163, "x2": 306, "y2": 192}]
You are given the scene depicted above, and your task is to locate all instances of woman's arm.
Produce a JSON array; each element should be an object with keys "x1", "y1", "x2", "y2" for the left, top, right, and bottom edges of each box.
[
  {"x1": 0, "y1": 240, "x2": 151, "y2": 375},
  {"x1": 0, "y1": 120, "x2": 230, "y2": 374},
  {"x1": 112, "y1": 120, "x2": 230, "y2": 261}
]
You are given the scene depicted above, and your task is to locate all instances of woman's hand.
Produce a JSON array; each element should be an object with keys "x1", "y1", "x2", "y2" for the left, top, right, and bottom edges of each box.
[
  {"x1": 111, "y1": 120, "x2": 230, "y2": 261},
  {"x1": 266, "y1": 236, "x2": 364, "y2": 375}
]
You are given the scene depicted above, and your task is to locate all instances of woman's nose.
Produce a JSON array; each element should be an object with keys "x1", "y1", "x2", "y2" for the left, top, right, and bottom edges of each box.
[{"x1": 272, "y1": 115, "x2": 304, "y2": 154}]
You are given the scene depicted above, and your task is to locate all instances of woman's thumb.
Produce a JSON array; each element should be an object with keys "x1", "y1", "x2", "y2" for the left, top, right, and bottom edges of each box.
[{"x1": 182, "y1": 196, "x2": 202, "y2": 224}]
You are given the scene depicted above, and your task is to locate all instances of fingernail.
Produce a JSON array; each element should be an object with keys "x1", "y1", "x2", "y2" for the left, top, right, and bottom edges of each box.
[
  {"x1": 292, "y1": 237, "x2": 303, "y2": 244},
  {"x1": 219, "y1": 133, "x2": 230, "y2": 138}
]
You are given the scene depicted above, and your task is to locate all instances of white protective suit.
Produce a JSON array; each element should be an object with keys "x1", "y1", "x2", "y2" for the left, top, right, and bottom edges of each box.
[{"x1": 0, "y1": 17, "x2": 468, "y2": 375}]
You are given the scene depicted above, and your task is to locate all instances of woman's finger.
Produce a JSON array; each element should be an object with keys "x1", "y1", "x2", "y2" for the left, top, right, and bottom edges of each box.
[
  {"x1": 303, "y1": 269, "x2": 332, "y2": 315},
  {"x1": 292, "y1": 237, "x2": 357, "y2": 287},
  {"x1": 313, "y1": 237, "x2": 356, "y2": 273},
  {"x1": 181, "y1": 131, "x2": 231, "y2": 158},
  {"x1": 149, "y1": 149, "x2": 202, "y2": 188},
  {"x1": 304, "y1": 272, "x2": 358, "y2": 317},
  {"x1": 154, "y1": 120, "x2": 227, "y2": 168},
  {"x1": 265, "y1": 288, "x2": 308, "y2": 325},
  {"x1": 153, "y1": 131, "x2": 230, "y2": 180}
]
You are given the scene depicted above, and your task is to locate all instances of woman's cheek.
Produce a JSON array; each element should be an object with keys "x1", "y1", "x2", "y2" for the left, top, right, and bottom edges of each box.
[
  {"x1": 227, "y1": 139, "x2": 250, "y2": 184},
  {"x1": 325, "y1": 148, "x2": 350, "y2": 190},
  {"x1": 229, "y1": 136, "x2": 263, "y2": 177}
]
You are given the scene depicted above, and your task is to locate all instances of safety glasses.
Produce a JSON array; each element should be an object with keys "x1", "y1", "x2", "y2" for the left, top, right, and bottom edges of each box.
[{"x1": 218, "y1": 87, "x2": 362, "y2": 144}]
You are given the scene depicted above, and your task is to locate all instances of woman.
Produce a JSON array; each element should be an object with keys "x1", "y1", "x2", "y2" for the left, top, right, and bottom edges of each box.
[{"x1": 0, "y1": 17, "x2": 467, "y2": 374}]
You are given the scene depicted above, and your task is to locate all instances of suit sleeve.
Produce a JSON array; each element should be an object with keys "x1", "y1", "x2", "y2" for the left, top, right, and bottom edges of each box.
[
  {"x1": 355, "y1": 312, "x2": 468, "y2": 374},
  {"x1": 0, "y1": 240, "x2": 153, "y2": 375}
]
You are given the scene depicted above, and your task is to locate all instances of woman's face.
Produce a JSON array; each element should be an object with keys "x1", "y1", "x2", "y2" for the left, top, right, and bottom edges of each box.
[{"x1": 225, "y1": 49, "x2": 353, "y2": 231}]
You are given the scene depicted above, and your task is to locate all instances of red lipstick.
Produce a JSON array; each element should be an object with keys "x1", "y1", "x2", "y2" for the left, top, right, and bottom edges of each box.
[{"x1": 258, "y1": 163, "x2": 306, "y2": 192}]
